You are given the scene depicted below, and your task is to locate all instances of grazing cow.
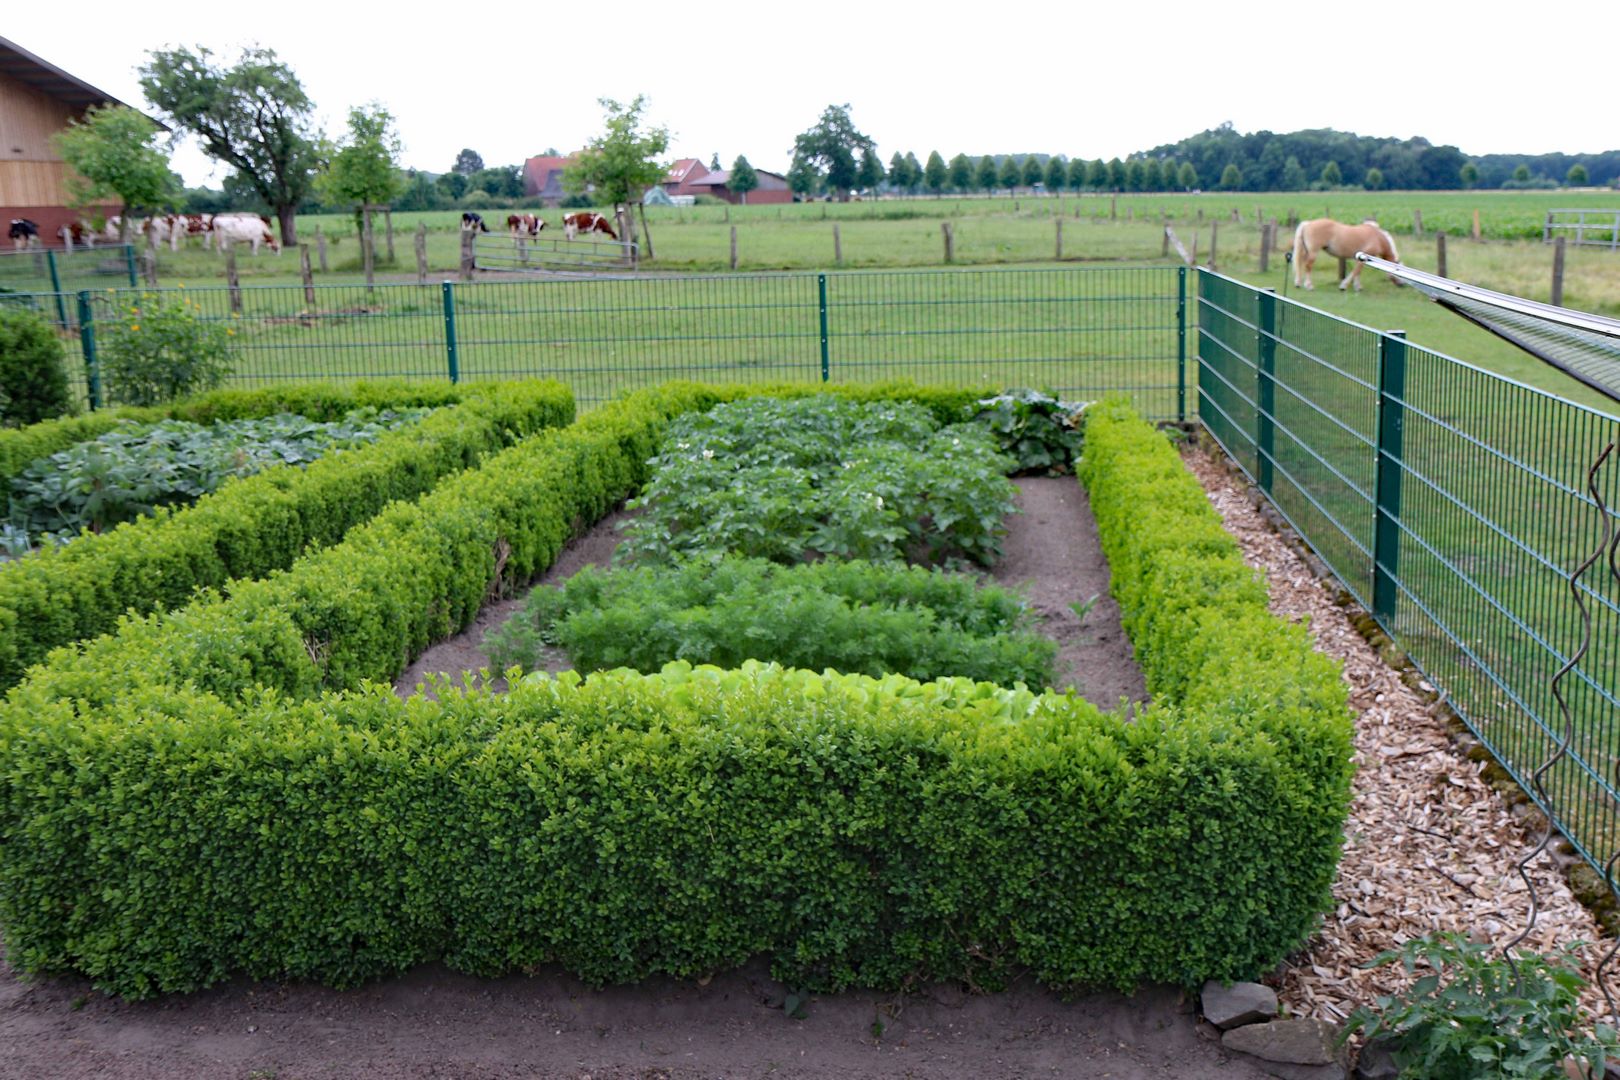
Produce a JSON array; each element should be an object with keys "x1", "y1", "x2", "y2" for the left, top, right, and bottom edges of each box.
[
  {"x1": 561, "y1": 212, "x2": 616, "y2": 240},
  {"x1": 506, "y1": 213, "x2": 545, "y2": 237},
  {"x1": 212, "y1": 212, "x2": 281, "y2": 255},
  {"x1": 8, "y1": 219, "x2": 39, "y2": 250},
  {"x1": 57, "y1": 221, "x2": 96, "y2": 248},
  {"x1": 177, "y1": 214, "x2": 214, "y2": 250},
  {"x1": 461, "y1": 211, "x2": 490, "y2": 233},
  {"x1": 1290, "y1": 218, "x2": 1400, "y2": 291}
]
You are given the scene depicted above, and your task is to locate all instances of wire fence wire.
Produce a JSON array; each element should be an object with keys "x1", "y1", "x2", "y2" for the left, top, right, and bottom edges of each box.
[
  {"x1": 0, "y1": 245, "x2": 136, "y2": 306},
  {"x1": 1197, "y1": 269, "x2": 1620, "y2": 881},
  {"x1": 17, "y1": 266, "x2": 1191, "y2": 419}
]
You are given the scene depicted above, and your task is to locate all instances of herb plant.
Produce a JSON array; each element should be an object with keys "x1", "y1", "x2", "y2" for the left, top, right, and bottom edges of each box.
[
  {"x1": 1345, "y1": 932, "x2": 1618, "y2": 1079},
  {"x1": 966, "y1": 389, "x2": 1089, "y2": 475},
  {"x1": 484, "y1": 555, "x2": 1056, "y2": 686}
]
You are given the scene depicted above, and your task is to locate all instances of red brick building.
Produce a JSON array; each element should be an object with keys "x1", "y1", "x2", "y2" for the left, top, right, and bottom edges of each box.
[
  {"x1": 685, "y1": 169, "x2": 793, "y2": 205},
  {"x1": 662, "y1": 159, "x2": 711, "y2": 199},
  {"x1": 522, "y1": 154, "x2": 578, "y2": 206}
]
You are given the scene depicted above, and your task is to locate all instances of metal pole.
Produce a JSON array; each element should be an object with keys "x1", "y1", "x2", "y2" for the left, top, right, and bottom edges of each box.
[
  {"x1": 123, "y1": 244, "x2": 137, "y2": 287},
  {"x1": 76, "y1": 291, "x2": 100, "y2": 410},
  {"x1": 1256, "y1": 288, "x2": 1277, "y2": 495},
  {"x1": 1372, "y1": 330, "x2": 1408, "y2": 626},
  {"x1": 45, "y1": 250, "x2": 67, "y2": 326},
  {"x1": 1176, "y1": 266, "x2": 1187, "y2": 424},
  {"x1": 817, "y1": 273, "x2": 830, "y2": 382},
  {"x1": 441, "y1": 281, "x2": 460, "y2": 384}
]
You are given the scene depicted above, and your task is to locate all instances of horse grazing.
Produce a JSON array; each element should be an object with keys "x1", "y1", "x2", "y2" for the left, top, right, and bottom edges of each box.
[{"x1": 1290, "y1": 219, "x2": 1400, "y2": 291}]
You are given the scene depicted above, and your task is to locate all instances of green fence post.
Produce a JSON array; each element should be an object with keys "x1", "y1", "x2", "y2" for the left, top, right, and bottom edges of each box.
[
  {"x1": 123, "y1": 245, "x2": 138, "y2": 287},
  {"x1": 441, "y1": 281, "x2": 459, "y2": 384},
  {"x1": 817, "y1": 273, "x2": 830, "y2": 382},
  {"x1": 1256, "y1": 287, "x2": 1277, "y2": 494},
  {"x1": 1373, "y1": 329, "x2": 1408, "y2": 626},
  {"x1": 76, "y1": 291, "x2": 100, "y2": 411},
  {"x1": 46, "y1": 250, "x2": 67, "y2": 326},
  {"x1": 1176, "y1": 266, "x2": 1188, "y2": 423}
]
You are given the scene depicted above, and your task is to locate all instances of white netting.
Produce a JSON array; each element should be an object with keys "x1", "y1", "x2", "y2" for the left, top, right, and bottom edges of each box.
[{"x1": 1357, "y1": 254, "x2": 1620, "y2": 405}]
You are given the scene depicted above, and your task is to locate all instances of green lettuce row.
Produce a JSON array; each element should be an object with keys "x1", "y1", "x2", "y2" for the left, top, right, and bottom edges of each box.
[
  {"x1": 0, "y1": 380, "x2": 574, "y2": 687},
  {"x1": 0, "y1": 389, "x2": 1353, "y2": 1002}
]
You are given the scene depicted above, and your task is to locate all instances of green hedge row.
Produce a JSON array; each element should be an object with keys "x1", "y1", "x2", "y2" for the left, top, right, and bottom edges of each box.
[
  {"x1": 0, "y1": 379, "x2": 574, "y2": 688},
  {"x1": 0, "y1": 380, "x2": 484, "y2": 490},
  {"x1": 0, "y1": 388, "x2": 1354, "y2": 1002}
]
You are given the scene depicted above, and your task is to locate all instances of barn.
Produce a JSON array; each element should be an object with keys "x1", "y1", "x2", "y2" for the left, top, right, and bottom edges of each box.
[
  {"x1": 684, "y1": 168, "x2": 793, "y2": 205},
  {"x1": 662, "y1": 159, "x2": 711, "y2": 199},
  {"x1": 522, "y1": 154, "x2": 579, "y2": 207},
  {"x1": 0, "y1": 36, "x2": 143, "y2": 244}
]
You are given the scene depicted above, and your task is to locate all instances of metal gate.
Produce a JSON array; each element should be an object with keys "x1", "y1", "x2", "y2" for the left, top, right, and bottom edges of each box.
[{"x1": 474, "y1": 231, "x2": 639, "y2": 274}]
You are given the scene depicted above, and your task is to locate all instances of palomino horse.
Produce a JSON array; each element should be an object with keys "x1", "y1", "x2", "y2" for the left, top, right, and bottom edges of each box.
[{"x1": 1290, "y1": 218, "x2": 1400, "y2": 291}]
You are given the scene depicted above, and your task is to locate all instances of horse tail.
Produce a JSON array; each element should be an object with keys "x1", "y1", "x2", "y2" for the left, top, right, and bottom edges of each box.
[
  {"x1": 1291, "y1": 221, "x2": 1307, "y2": 265},
  {"x1": 1379, "y1": 227, "x2": 1399, "y2": 263}
]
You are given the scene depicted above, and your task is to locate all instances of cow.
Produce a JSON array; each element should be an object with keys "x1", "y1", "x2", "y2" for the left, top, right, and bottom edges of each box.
[
  {"x1": 212, "y1": 212, "x2": 281, "y2": 255},
  {"x1": 461, "y1": 212, "x2": 490, "y2": 233},
  {"x1": 506, "y1": 213, "x2": 545, "y2": 237},
  {"x1": 176, "y1": 214, "x2": 214, "y2": 250},
  {"x1": 56, "y1": 221, "x2": 96, "y2": 249},
  {"x1": 8, "y1": 219, "x2": 39, "y2": 250},
  {"x1": 562, "y1": 212, "x2": 616, "y2": 240}
]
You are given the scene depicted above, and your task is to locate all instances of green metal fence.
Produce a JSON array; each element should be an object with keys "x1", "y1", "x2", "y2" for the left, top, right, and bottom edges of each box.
[
  {"x1": 0, "y1": 246, "x2": 137, "y2": 311},
  {"x1": 1197, "y1": 269, "x2": 1620, "y2": 875},
  {"x1": 28, "y1": 266, "x2": 1188, "y2": 417}
]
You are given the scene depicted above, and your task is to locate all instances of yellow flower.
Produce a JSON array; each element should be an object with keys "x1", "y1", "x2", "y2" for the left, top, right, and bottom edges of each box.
[
  {"x1": 226, "y1": 328, "x2": 235, "y2": 336},
  {"x1": 130, "y1": 324, "x2": 139, "y2": 331}
]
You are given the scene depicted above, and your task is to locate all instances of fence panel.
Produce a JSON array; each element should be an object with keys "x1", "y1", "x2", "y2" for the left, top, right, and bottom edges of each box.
[
  {"x1": 0, "y1": 245, "x2": 136, "y2": 301},
  {"x1": 1197, "y1": 268, "x2": 1620, "y2": 874}
]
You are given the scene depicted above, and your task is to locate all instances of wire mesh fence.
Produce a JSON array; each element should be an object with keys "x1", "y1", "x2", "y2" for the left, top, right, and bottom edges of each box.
[
  {"x1": 1197, "y1": 269, "x2": 1620, "y2": 877},
  {"x1": 23, "y1": 266, "x2": 1190, "y2": 418},
  {"x1": 0, "y1": 245, "x2": 136, "y2": 304}
]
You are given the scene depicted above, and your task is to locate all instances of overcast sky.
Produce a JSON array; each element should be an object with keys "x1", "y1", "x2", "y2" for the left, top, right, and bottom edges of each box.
[{"x1": 11, "y1": 0, "x2": 1616, "y2": 187}]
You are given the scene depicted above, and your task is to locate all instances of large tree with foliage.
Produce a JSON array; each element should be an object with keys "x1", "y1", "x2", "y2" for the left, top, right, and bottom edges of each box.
[
  {"x1": 453, "y1": 148, "x2": 484, "y2": 175},
  {"x1": 791, "y1": 104, "x2": 876, "y2": 201},
  {"x1": 139, "y1": 45, "x2": 322, "y2": 245},
  {"x1": 1067, "y1": 157, "x2": 1088, "y2": 192},
  {"x1": 977, "y1": 155, "x2": 999, "y2": 194},
  {"x1": 856, "y1": 148, "x2": 885, "y2": 194},
  {"x1": 1022, "y1": 155, "x2": 1044, "y2": 190},
  {"x1": 52, "y1": 105, "x2": 179, "y2": 241},
  {"x1": 1045, "y1": 156, "x2": 1067, "y2": 193},
  {"x1": 998, "y1": 156, "x2": 1021, "y2": 191},
  {"x1": 948, "y1": 153, "x2": 973, "y2": 193},
  {"x1": 316, "y1": 104, "x2": 405, "y2": 241},
  {"x1": 729, "y1": 155, "x2": 759, "y2": 203},
  {"x1": 1178, "y1": 162, "x2": 1198, "y2": 190},
  {"x1": 788, "y1": 158, "x2": 818, "y2": 199},
  {"x1": 1568, "y1": 163, "x2": 1589, "y2": 186},
  {"x1": 1219, "y1": 162, "x2": 1243, "y2": 190},
  {"x1": 923, "y1": 151, "x2": 947, "y2": 196},
  {"x1": 887, "y1": 151, "x2": 909, "y2": 193},
  {"x1": 566, "y1": 94, "x2": 670, "y2": 250}
]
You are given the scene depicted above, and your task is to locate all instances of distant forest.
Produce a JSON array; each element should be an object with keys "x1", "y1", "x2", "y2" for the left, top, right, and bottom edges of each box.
[{"x1": 1143, "y1": 123, "x2": 1620, "y2": 192}]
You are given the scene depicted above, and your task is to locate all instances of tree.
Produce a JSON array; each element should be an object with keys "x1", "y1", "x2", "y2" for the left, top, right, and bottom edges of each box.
[
  {"x1": 140, "y1": 45, "x2": 323, "y2": 245},
  {"x1": 710, "y1": 152, "x2": 722, "y2": 171},
  {"x1": 1142, "y1": 158, "x2": 1163, "y2": 192},
  {"x1": 1363, "y1": 167, "x2": 1385, "y2": 190},
  {"x1": 437, "y1": 172, "x2": 469, "y2": 201},
  {"x1": 977, "y1": 155, "x2": 999, "y2": 194},
  {"x1": 1459, "y1": 161, "x2": 1479, "y2": 188},
  {"x1": 923, "y1": 151, "x2": 948, "y2": 196},
  {"x1": 887, "y1": 151, "x2": 908, "y2": 193},
  {"x1": 316, "y1": 104, "x2": 405, "y2": 242},
  {"x1": 1087, "y1": 159, "x2": 1108, "y2": 191},
  {"x1": 1219, "y1": 163, "x2": 1243, "y2": 190},
  {"x1": 856, "y1": 148, "x2": 885, "y2": 194},
  {"x1": 788, "y1": 157, "x2": 817, "y2": 199},
  {"x1": 792, "y1": 104, "x2": 875, "y2": 201},
  {"x1": 471, "y1": 165, "x2": 523, "y2": 197},
  {"x1": 1568, "y1": 163, "x2": 1589, "y2": 186},
  {"x1": 948, "y1": 153, "x2": 973, "y2": 193},
  {"x1": 1022, "y1": 155, "x2": 1044, "y2": 189},
  {"x1": 1513, "y1": 163, "x2": 1532, "y2": 183},
  {"x1": 1281, "y1": 156, "x2": 1307, "y2": 190},
  {"x1": 1067, "y1": 157, "x2": 1087, "y2": 192},
  {"x1": 566, "y1": 94, "x2": 670, "y2": 249},
  {"x1": 1045, "y1": 156, "x2": 1067, "y2": 193},
  {"x1": 453, "y1": 149, "x2": 484, "y2": 175},
  {"x1": 1106, "y1": 158, "x2": 1125, "y2": 191},
  {"x1": 1320, "y1": 160, "x2": 1342, "y2": 186},
  {"x1": 1177, "y1": 162, "x2": 1198, "y2": 190},
  {"x1": 1122, "y1": 159, "x2": 1143, "y2": 192},
  {"x1": 51, "y1": 105, "x2": 178, "y2": 242},
  {"x1": 729, "y1": 155, "x2": 759, "y2": 204},
  {"x1": 999, "y1": 155, "x2": 1021, "y2": 191}
]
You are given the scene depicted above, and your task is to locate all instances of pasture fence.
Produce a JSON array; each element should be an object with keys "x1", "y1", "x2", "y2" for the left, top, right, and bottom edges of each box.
[
  {"x1": 1544, "y1": 209, "x2": 1620, "y2": 251},
  {"x1": 0, "y1": 245, "x2": 137, "y2": 320},
  {"x1": 473, "y1": 231, "x2": 639, "y2": 273},
  {"x1": 1197, "y1": 270, "x2": 1620, "y2": 881},
  {"x1": 21, "y1": 265, "x2": 1190, "y2": 418}
]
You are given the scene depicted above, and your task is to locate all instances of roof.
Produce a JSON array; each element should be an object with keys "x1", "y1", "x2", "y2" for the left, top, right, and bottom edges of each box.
[
  {"x1": 0, "y1": 35, "x2": 159, "y2": 124},
  {"x1": 523, "y1": 154, "x2": 577, "y2": 197},
  {"x1": 689, "y1": 169, "x2": 789, "y2": 190},
  {"x1": 664, "y1": 158, "x2": 708, "y2": 184}
]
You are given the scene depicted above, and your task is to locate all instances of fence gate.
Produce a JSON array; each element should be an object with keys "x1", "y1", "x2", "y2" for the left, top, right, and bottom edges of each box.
[
  {"x1": 474, "y1": 231, "x2": 638, "y2": 274},
  {"x1": 1543, "y1": 209, "x2": 1620, "y2": 250}
]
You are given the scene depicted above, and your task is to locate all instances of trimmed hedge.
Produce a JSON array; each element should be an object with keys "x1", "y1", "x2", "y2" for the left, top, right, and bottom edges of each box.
[
  {"x1": 0, "y1": 388, "x2": 1354, "y2": 1001},
  {"x1": 0, "y1": 380, "x2": 574, "y2": 688}
]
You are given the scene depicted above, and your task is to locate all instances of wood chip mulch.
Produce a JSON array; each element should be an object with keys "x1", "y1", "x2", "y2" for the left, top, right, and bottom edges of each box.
[{"x1": 1183, "y1": 446, "x2": 1617, "y2": 1026}]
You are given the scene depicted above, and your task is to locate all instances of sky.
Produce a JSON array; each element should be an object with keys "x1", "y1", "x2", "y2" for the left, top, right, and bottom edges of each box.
[{"x1": 11, "y1": 0, "x2": 1617, "y2": 188}]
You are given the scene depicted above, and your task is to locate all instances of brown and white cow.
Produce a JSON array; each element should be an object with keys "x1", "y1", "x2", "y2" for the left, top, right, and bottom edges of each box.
[
  {"x1": 562, "y1": 212, "x2": 616, "y2": 241},
  {"x1": 212, "y1": 212, "x2": 280, "y2": 255},
  {"x1": 57, "y1": 221, "x2": 95, "y2": 249},
  {"x1": 506, "y1": 213, "x2": 545, "y2": 237}
]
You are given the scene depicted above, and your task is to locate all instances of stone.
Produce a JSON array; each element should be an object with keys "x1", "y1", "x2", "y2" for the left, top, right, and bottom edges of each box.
[
  {"x1": 1201, "y1": 980, "x2": 1279, "y2": 1030},
  {"x1": 1353, "y1": 1037, "x2": 1400, "y2": 1080},
  {"x1": 1249, "y1": 1062, "x2": 1348, "y2": 1080},
  {"x1": 1223, "y1": 1018, "x2": 1344, "y2": 1066}
]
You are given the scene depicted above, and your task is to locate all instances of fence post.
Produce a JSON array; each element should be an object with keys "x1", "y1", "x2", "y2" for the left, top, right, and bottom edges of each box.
[
  {"x1": 76, "y1": 291, "x2": 100, "y2": 411},
  {"x1": 441, "y1": 281, "x2": 460, "y2": 384},
  {"x1": 1436, "y1": 232, "x2": 1448, "y2": 278},
  {"x1": 1055, "y1": 217, "x2": 1064, "y2": 261},
  {"x1": 1372, "y1": 330, "x2": 1408, "y2": 625},
  {"x1": 1256, "y1": 288, "x2": 1278, "y2": 495},
  {"x1": 1258, "y1": 223, "x2": 1271, "y2": 274},
  {"x1": 730, "y1": 225, "x2": 738, "y2": 271},
  {"x1": 224, "y1": 247, "x2": 242, "y2": 315},
  {"x1": 45, "y1": 250, "x2": 67, "y2": 325},
  {"x1": 817, "y1": 273, "x2": 830, "y2": 382},
  {"x1": 123, "y1": 244, "x2": 137, "y2": 286},
  {"x1": 315, "y1": 226, "x2": 329, "y2": 273},
  {"x1": 1551, "y1": 236, "x2": 1567, "y2": 307},
  {"x1": 1176, "y1": 266, "x2": 1188, "y2": 424},
  {"x1": 833, "y1": 223, "x2": 842, "y2": 266},
  {"x1": 300, "y1": 244, "x2": 316, "y2": 307}
]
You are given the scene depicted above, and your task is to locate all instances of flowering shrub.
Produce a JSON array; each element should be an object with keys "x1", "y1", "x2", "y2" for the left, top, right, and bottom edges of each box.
[{"x1": 99, "y1": 293, "x2": 234, "y2": 405}]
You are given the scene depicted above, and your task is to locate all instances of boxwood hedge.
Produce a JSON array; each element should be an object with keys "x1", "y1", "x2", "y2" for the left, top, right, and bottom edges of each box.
[
  {"x1": 0, "y1": 386, "x2": 1354, "y2": 1002},
  {"x1": 0, "y1": 379, "x2": 574, "y2": 687}
]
